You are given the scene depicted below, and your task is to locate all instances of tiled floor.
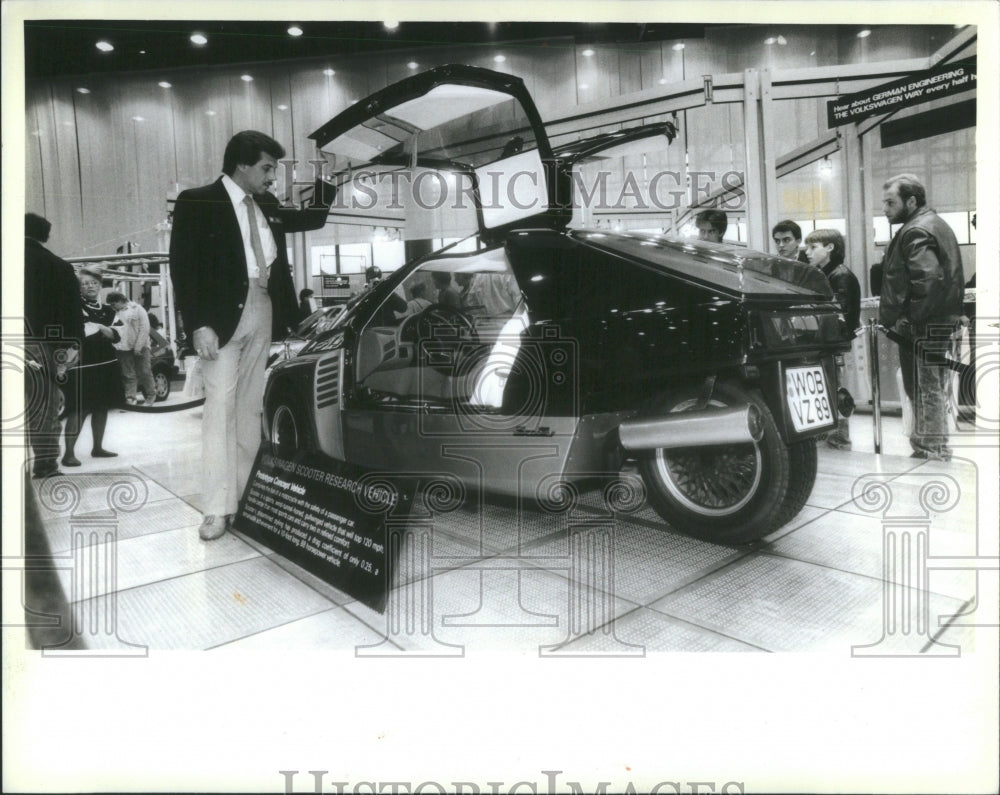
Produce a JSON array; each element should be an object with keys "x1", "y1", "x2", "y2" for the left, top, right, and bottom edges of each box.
[{"x1": 19, "y1": 403, "x2": 988, "y2": 656}]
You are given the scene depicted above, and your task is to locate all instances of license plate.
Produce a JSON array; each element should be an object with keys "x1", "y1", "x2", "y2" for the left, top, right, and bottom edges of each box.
[{"x1": 785, "y1": 365, "x2": 835, "y2": 432}]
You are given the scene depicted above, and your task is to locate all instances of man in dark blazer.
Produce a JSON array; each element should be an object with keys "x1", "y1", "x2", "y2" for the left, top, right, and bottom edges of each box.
[
  {"x1": 24, "y1": 213, "x2": 85, "y2": 478},
  {"x1": 170, "y1": 130, "x2": 329, "y2": 540}
]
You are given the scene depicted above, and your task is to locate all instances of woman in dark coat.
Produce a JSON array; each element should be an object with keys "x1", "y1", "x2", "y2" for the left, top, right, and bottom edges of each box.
[{"x1": 62, "y1": 269, "x2": 124, "y2": 465}]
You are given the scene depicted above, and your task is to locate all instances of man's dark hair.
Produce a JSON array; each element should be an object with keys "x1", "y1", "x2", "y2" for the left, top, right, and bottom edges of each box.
[
  {"x1": 222, "y1": 130, "x2": 285, "y2": 176},
  {"x1": 106, "y1": 291, "x2": 128, "y2": 305},
  {"x1": 771, "y1": 219, "x2": 803, "y2": 241},
  {"x1": 299, "y1": 288, "x2": 314, "y2": 300},
  {"x1": 25, "y1": 213, "x2": 52, "y2": 242},
  {"x1": 695, "y1": 209, "x2": 728, "y2": 236},
  {"x1": 883, "y1": 173, "x2": 927, "y2": 208},
  {"x1": 805, "y1": 228, "x2": 845, "y2": 268}
]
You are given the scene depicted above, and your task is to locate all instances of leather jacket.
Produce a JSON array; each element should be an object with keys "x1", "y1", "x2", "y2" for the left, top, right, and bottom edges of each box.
[{"x1": 878, "y1": 206, "x2": 964, "y2": 332}]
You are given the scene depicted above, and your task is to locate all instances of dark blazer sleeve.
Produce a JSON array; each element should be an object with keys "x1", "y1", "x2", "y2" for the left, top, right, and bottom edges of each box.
[{"x1": 169, "y1": 188, "x2": 211, "y2": 334}]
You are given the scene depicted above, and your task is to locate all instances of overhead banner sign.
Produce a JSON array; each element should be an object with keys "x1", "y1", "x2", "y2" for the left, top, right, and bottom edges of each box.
[
  {"x1": 827, "y1": 59, "x2": 976, "y2": 128},
  {"x1": 234, "y1": 448, "x2": 413, "y2": 613}
]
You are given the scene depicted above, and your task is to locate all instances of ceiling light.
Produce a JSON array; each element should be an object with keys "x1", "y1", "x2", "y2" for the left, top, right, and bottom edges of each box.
[
  {"x1": 205, "y1": 110, "x2": 216, "y2": 116},
  {"x1": 658, "y1": 78, "x2": 668, "y2": 85},
  {"x1": 158, "y1": 81, "x2": 172, "y2": 88},
  {"x1": 76, "y1": 87, "x2": 91, "y2": 94},
  {"x1": 288, "y1": 25, "x2": 303, "y2": 37},
  {"x1": 407, "y1": 61, "x2": 419, "y2": 70},
  {"x1": 776, "y1": 35, "x2": 787, "y2": 45},
  {"x1": 190, "y1": 33, "x2": 208, "y2": 45},
  {"x1": 819, "y1": 157, "x2": 833, "y2": 178},
  {"x1": 857, "y1": 29, "x2": 871, "y2": 38},
  {"x1": 672, "y1": 42, "x2": 685, "y2": 51},
  {"x1": 493, "y1": 54, "x2": 506, "y2": 63},
  {"x1": 764, "y1": 37, "x2": 776, "y2": 45},
  {"x1": 323, "y1": 68, "x2": 336, "y2": 76},
  {"x1": 96, "y1": 41, "x2": 114, "y2": 52},
  {"x1": 383, "y1": 21, "x2": 398, "y2": 30},
  {"x1": 581, "y1": 48, "x2": 595, "y2": 57},
  {"x1": 277, "y1": 104, "x2": 288, "y2": 111},
  {"x1": 139, "y1": 50, "x2": 146, "y2": 55},
  {"x1": 131, "y1": 116, "x2": 145, "y2": 122},
  {"x1": 241, "y1": 74, "x2": 254, "y2": 82},
  {"x1": 579, "y1": 83, "x2": 589, "y2": 90}
]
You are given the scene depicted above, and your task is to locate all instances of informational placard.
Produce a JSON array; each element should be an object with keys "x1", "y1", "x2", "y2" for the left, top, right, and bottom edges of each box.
[
  {"x1": 233, "y1": 448, "x2": 412, "y2": 613},
  {"x1": 827, "y1": 58, "x2": 976, "y2": 127},
  {"x1": 322, "y1": 274, "x2": 350, "y2": 291}
]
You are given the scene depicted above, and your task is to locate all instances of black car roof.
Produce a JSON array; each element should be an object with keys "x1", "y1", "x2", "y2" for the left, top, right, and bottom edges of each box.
[{"x1": 567, "y1": 230, "x2": 834, "y2": 298}]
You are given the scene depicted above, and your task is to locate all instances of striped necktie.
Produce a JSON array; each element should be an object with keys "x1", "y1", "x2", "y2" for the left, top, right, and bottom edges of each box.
[{"x1": 243, "y1": 194, "x2": 269, "y2": 289}]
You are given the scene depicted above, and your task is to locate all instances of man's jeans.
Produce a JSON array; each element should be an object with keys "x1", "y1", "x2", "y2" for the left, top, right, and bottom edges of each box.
[{"x1": 897, "y1": 333, "x2": 954, "y2": 460}]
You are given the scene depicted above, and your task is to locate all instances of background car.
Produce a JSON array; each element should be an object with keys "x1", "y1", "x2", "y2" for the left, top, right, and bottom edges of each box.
[{"x1": 264, "y1": 65, "x2": 851, "y2": 542}]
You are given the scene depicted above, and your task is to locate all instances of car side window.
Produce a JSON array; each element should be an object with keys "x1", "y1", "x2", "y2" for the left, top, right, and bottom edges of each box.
[{"x1": 354, "y1": 248, "x2": 527, "y2": 406}]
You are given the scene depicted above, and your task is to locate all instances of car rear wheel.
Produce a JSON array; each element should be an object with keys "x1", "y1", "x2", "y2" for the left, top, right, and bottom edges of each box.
[
  {"x1": 638, "y1": 381, "x2": 804, "y2": 543},
  {"x1": 152, "y1": 368, "x2": 171, "y2": 401},
  {"x1": 266, "y1": 390, "x2": 313, "y2": 457}
]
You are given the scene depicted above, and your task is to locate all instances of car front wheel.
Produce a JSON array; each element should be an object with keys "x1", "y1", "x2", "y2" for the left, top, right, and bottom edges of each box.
[
  {"x1": 638, "y1": 381, "x2": 810, "y2": 543},
  {"x1": 266, "y1": 390, "x2": 313, "y2": 458}
]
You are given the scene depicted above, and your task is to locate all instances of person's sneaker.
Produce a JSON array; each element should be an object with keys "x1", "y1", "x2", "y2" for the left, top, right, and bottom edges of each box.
[
  {"x1": 910, "y1": 450, "x2": 930, "y2": 459},
  {"x1": 199, "y1": 515, "x2": 226, "y2": 541},
  {"x1": 826, "y1": 437, "x2": 852, "y2": 451}
]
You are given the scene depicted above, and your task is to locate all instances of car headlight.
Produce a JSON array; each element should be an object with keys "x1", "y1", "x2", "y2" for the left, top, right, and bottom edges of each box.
[{"x1": 301, "y1": 331, "x2": 345, "y2": 355}]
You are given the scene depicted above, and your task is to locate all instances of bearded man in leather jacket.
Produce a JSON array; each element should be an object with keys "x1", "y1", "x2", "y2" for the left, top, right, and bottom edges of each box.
[{"x1": 879, "y1": 173, "x2": 964, "y2": 461}]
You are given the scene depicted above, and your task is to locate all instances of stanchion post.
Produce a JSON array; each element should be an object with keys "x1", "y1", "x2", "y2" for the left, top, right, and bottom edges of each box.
[{"x1": 867, "y1": 318, "x2": 883, "y2": 455}]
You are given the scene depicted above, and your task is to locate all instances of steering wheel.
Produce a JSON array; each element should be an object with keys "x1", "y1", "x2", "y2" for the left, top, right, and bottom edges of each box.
[{"x1": 399, "y1": 303, "x2": 478, "y2": 345}]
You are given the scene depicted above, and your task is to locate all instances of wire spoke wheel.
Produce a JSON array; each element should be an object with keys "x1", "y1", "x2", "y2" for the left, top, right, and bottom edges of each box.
[
  {"x1": 639, "y1": 382, "x2": 800, "y2": 542},
  {"x1": 656, "y1": 443, "x2": 761, "y2": 515}
]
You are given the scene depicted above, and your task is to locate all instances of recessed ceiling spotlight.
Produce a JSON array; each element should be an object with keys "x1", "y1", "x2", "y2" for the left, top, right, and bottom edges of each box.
[
  {"x1": 190, "y1": 33, "x2": 208, "y2": 46},
  {"x1": 76, "y1": 87, "x2": 91, "y2": 94},
  {"x1": 131, "y1": 116, "x2": 145, "y2": 122},
  {"x1": 857, "y1": 29, "x2": 872, "y2": 38},
  {"x1": 205, "y1": 110, "x2": 216, "y2": 116},
  {"x1": 277, "y1": 104, "x2": 289, "y2": 111},
  {"x1": 672, "y1": 42, "x2": 685, "y2": 51},
  {"x1": 96, "y1": 41, "x2": 114, "y2": 52},
  {"x1": 407, "y1": 61, "x2": 419, "y2": 70},
  {"x1": 323, "y1": 68, "x2": 336, "y2": 76},
  {"x1": 493, "y1": 54, "x2": 506, "y2": 63},
  {"x1": 241, "y1": 74, "x2": 254, "y2": 82},
  {"x1": 158, "y1": 81, "x2": 172, "y2": 88},
  {"x1": 658, "y1": 78, "x2": 668, "y2": 85},
  {"x1": 383, "y1": 21, "x2": 398, "y2": 30},
  {"x1": 581, "y1": 48, "x2": 595, "y2": 57},
  {"x1": 288, "y1": 25, "x2": 303, "y2": 37},
  {"x1": 764, "y1": 37, "x2": 776, "y2": 45},
  {"x1": 776, "y1": 35, "x2": 787, "y2": 45}
]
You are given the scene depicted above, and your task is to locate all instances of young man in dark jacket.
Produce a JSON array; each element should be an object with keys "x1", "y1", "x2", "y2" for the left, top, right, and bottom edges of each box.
[{"x1": 805, "y1": 228, "x2": 860, "y2": 450}]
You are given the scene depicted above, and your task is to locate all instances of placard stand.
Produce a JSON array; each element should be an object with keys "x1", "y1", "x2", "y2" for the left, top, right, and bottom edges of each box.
[{"x1": 233, "y1": 447, "x2": 412, "y2": 613}]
